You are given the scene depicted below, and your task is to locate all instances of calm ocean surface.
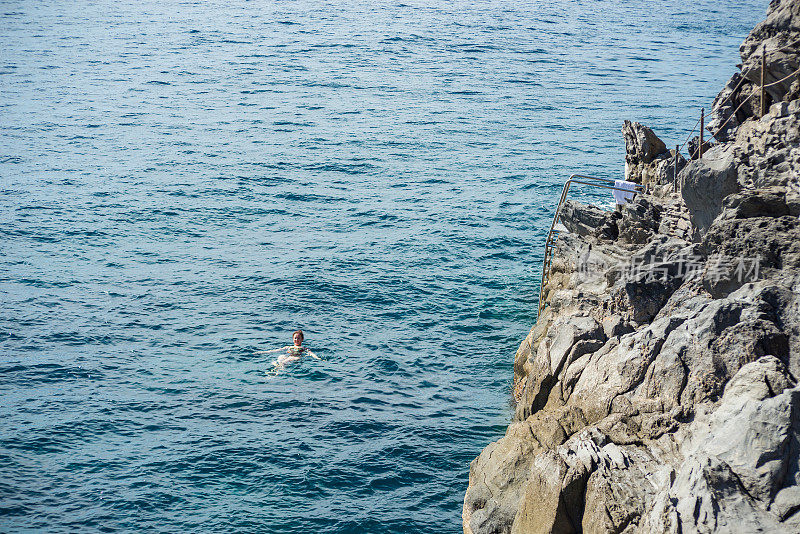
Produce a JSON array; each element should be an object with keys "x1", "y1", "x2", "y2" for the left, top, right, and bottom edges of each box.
[{"x1": 1, "y1": 1, "x2": 765, "y2": 532}]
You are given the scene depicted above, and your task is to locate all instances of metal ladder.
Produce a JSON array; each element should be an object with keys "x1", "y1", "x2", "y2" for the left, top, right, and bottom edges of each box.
[{"x1": 537, "y1": 175, "x2": 644, "y2": 317}]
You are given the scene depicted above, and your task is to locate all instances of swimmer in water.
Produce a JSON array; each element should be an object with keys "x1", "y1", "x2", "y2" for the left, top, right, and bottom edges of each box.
[{"x1": 255, "y1": 330, "x2": 319, "y2": 372}]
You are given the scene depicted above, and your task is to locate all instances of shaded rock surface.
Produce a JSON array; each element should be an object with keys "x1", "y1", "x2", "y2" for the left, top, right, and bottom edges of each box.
[{"x1": 464, "y1": 2, "x2": 800, "y2": 532}]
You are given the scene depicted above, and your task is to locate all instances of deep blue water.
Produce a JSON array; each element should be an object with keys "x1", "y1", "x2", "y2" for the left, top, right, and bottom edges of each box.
[{"x1": 1, "y1": 0, "x2": 766, "y2": 532}]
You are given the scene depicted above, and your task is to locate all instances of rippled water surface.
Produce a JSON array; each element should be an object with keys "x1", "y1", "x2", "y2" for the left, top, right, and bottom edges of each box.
[{"x1": 1, "y1": 0, "x2": 766, "y2": 531}]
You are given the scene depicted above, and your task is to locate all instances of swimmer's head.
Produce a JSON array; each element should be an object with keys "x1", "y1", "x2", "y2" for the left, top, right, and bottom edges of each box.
[{"x1": 292, "y1": 330, "x2": 304, "y2": 346}]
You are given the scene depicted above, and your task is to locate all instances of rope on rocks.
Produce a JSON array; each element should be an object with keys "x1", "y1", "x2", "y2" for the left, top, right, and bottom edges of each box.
[
  {"x1": 713, "y1": 72, "x2": 751, "y2": 114},
  {"x1": 692, "y1": 42, "x2": 800, "y2": 146},
  {"x1": 709, "y1": 41, "x2": 793, "y2": 118},
  {"x1": 773, "y1": 35, "x2": 800, "y2": 54},
  {"x1": 639, "y1": 43, "x2": 800, "y2": 170},
  {"x1": 706, "y1": 66, "x2": 800, "y2": 143},
  {"x1": 678, "y1": 116, "x2": 702, "y2": 154},
  {"x1": 707, "y1": 92, "x2": 757, "y2": 142},
  {"x1": 684, "y1": 52, "x2": 800, "y2": 147},
  {"x1": 763, "y1": 64, "x2": 800, "y2": 88}
]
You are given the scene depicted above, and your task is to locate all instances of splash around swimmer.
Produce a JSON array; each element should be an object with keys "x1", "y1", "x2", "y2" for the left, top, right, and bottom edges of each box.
[{"x1": 255, "y1": 330, "x2": 320, "y2": 373}]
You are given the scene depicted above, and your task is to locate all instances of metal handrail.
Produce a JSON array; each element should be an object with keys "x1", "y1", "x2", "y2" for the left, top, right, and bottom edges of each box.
[{"x1": 537, "y1": 175, "x2": 644, "y2": 317}]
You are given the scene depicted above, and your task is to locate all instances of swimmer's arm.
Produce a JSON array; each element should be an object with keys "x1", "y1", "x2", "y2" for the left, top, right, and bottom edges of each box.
[
  {"x1": 307, "y1": 350, "x2": 320, "y2": 360},
  {"x1": 254, "y1": 346, "x2": 291, "y2": 355}
]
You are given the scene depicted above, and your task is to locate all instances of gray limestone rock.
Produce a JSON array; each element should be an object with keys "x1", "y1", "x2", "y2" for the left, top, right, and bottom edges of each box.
[
  {"x1": 516, "y1": 314, "x2": 605, "y2": 421},
  {"x1": 607, "y1": 239, "x2": 697, "y2": 324},
  {"x1": 732, "y1": 103, "x2": 800, "y2": 190},
  {"x1": 559, "y1": 199, "x2": 611, "y2": 238},
  {"x1": 680, "y1": 144, "x2": 740, "y2": 236},
  {"x1": 641, "y1": 455, "x2": 785, "y2": 534},
  {"x1": 652, "y1": 150, "x2": 687, "y2": 188},
  {"x1": 617, "y1": 196, "x2": 662, "y2": 245},
  {"x1": 623, "y1": 121, "x2": 668, "y2": 169},
  {"x1": 601, "y1": 315, "x2": 634, "y2": 339},
  {"x1": 686, "y1": 135, "x2": 714, "y2": 161},
  {"x1": 640, "y1": 360, "x2": 800, "y2": 533},
  {"x1": 464, "y1": 5, "x2": 800, "y2": 531},
  {"x1": 702, "y1": 215, "x2": 800, "y2": 297},
  {"x1": 623, "y1": 121, "x2": 670, "y2": 186},
  {"x1": 739, "y1": 0, "x2": 800, "y2": 106},
  {"x1": 708, "y1": 72, "x2": 759, "y2": 142},
  {"x1": 718, "y1": 186, "x2": 794, "y2": 219},
  {"x1": 774, "y1": 485, "x2": 800, "y2": 521},
  {"x1": 463, "y1": 431, "x2": 541, "y2": 534},
  {"x1": 510, "y1": 450, "x2": 579, "y2": 534},
  {"x1": 689, "y1": 368, "x2": 797, "y2": 503},
  {"x1": 593, "y1": 210, "x2": 622, "y2": 242}
]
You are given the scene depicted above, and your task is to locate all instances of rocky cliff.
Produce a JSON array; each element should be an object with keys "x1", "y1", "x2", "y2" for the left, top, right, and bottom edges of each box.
[{"x1": 463, "y1": 1, "x2": 800, "y2": 532}]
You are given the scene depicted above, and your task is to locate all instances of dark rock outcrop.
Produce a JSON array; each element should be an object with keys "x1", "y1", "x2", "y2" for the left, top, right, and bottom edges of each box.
[{"x1": 622, "y1": 121, "x2": 671, "y2": 186}]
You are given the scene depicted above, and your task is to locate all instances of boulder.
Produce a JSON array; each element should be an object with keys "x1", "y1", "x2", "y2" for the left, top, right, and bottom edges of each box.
[
  {"x1": 511, "y1": 451, "x2": 580, "y2": 534},
  {"x1": 732, "y1": 101, "x2": 800, "y2": 189},
  {"x1": 623, "y1": 121, "x2": 668, "y2": 166},
  {"x1": 601, "y1": 315, "x2": 634, "y2": 339},
  {"x1": 680, "y1": 144, "x2": 740, "y2": 235},
  {"x1": 689, "y1": 368, "x2": 797, "y2": 504},
  {"x1": 607, "y1": 239, "x2": 697, "y2": 324},
  {"x1": 703, "y1": 215, "x2": 800, "y2": 297},
  {"x1": 651, "y1": 149, "x2": 687, "y2": 187},
  {"x1": 717, "y1": 186, "x2": 793, "y2": 219},
  {"x1": 593, "y1": 210, "x2": 622, "y2": 241},
  {"x1": 642, "y1": 358, "x2": 800, "y2": 533},
  {"x1": 463, "y1": 431, "x2": 542, "y2": 534},
  {"x1": 686, "y1": 136, "x2": 714, "y2": 160},
  {"x1": 513, "y1": 429, "x2": 660, "y2": 534},
  {"x1": 569, "y1": 314, "x2": 688, "y2": 421},
  {"x1": 641, "y1": 455, "x2": 785, "y2": 533},
  {"x1": 642, "y1": 283, "x2": 790, "y2": 407}
]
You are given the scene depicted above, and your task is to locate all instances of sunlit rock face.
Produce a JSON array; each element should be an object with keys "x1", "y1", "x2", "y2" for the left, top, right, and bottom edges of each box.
[{"x1": 464, "y1": 1, "x2": 800, "y2": 532}]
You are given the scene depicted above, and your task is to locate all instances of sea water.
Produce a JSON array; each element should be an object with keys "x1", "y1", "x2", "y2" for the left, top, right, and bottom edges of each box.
[{"x1": 0, "y1": 0, "x2": 766, "y2": 532}]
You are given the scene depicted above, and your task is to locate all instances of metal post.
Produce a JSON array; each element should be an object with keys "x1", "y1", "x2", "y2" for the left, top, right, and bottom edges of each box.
[
  {"x1": 761, "y1": 44, "x2": 767, "y2": 117},
  {"x1": 699, "y1": 108, "x2": 704, "y2": 159},
  {"x1": 674, "y1": 144, "x2": 679, "y2": 192}
]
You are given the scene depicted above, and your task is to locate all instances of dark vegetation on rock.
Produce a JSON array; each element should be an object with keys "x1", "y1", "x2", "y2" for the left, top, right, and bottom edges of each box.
[{"x1": 464, "y1": 1, "x2": 800, "y2": 532}]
